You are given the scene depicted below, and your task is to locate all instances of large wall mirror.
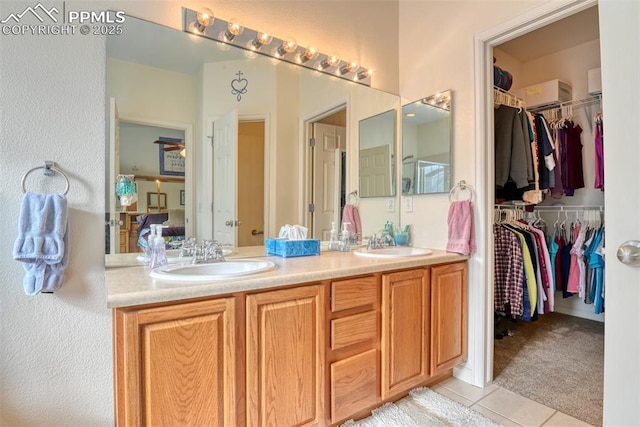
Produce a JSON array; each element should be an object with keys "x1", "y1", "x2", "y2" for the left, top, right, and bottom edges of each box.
[
  {"x1": 358, "y1": 110, "x2": 396, "y2": 197},
  {"x1": 401, "y1": 90, "x2": 452, "y2": 195},
  {"x1": 105, "y1": 15, "x2": 400, "y2": 255}
]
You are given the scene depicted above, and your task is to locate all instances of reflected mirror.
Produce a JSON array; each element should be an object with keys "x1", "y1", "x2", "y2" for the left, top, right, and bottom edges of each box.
[
  {"x1": 358, "y1": 110, "x2": 396, "y2": 197},
  {"x1": 106, "y1": 15, "x2": 400, "y2": 255},
  {"x1": 401, "y1": 90, "x2": 452, "y2": 195}
]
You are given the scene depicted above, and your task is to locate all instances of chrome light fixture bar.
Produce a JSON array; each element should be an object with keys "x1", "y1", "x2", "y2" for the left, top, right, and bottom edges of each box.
[{"x1": 182, "y1": 7, "x2": 372, "y2": 86}]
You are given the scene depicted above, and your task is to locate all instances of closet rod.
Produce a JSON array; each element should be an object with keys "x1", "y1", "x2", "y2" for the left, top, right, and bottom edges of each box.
[
  {"x1": 533, "y1": 94, "x2": 601, "y2": 113},
  {"x1": 533, "y1": 205, "x2": 603, "y2": 211},
  {"x1": 559, "y1": 94, "x2": 601, "y2": 109},
  {"x1": 493, "y1": 86, "x2": 526, "y2": 109}
]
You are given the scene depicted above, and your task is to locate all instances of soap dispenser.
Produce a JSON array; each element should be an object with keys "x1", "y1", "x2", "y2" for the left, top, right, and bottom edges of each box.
[
  {"x1": 149, "y1": 226, "x2": 168, "y2": 269},
  {"x1": 339, "y1": 222, "x2": 351, "y2": 252},
  {"x1": 328, "y1": 221, "x2": 340, "y2": 251},
  {"x1": 144, "y1": 224, "x2": 157, "y2": 263}
]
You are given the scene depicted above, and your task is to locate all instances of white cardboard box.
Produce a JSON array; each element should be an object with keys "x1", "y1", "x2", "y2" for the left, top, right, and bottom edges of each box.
[
  {"x1": 588, "y1": 68, "x2": 602, "y2": 94},
  {"x1": 512, "y1": 79, "x2": 572, "y2": 109}
]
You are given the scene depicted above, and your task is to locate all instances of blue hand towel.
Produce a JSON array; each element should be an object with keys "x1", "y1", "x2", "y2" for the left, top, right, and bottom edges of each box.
[{"x1": 13, "y1": 192, "x2": 69, "y2": 295}]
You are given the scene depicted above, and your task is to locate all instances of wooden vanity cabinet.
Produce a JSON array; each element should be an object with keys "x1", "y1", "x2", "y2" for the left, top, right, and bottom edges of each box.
[
  {"x1": 430, "y1": 262, "x2": 468, "y2": 375},
  {"x1": 246, "y1": 284, "x2": 325, "y2": 427},
  {"x1": 380, "y1": 268, "x2": 430, "y2": 399},
  {"x1": 327, "y1": 275, "x2": 379, "y2": 424},
  {"x1": 113, "y1": 261, "x2": 468, "y2": 426},
  {"x1": 113, "y1": 297, "x2": 237, "y2": 426}
]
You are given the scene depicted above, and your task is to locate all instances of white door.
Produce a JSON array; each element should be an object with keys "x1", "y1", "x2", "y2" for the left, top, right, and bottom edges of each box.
[
  {"x1": 313, "y1": 123, "x2": 345, "y2": 240},
  {"x1": 108, "y1": 97, "x2": 120, "y2": 254},
  {"x1": 599, "y1": 2, "x2": 640, "y2": 424},
  {"x1": 359, "y1": 145, "x2": 391, "y2": 197},
  {"x1": 212, "y1": 110, "x2": 238, "y2": 246}
]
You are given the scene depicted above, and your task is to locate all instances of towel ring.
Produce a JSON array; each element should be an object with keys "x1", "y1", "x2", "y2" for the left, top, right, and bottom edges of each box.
[
  {"x1": 449, "y1": 180, "x2": 474, "y2": 203},
  {"x1": 21, "y1": 161, "x2": 70, "y2": 195}
]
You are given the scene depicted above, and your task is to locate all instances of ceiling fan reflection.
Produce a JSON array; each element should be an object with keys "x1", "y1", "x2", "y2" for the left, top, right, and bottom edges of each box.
[{"x1": 154, "y1": 139, "x2": 185, "y2": 152}]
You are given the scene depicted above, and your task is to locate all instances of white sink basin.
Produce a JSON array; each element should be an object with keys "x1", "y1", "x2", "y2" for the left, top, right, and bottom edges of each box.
[
  {"x1": 137, "y1": 248, "x2": 232, "y2": 264},
  {"x1": 353, "y1": 247, "x2": 433, "y2": 258},
  {"x1": 150, "y1": 259, "x2": 276, "y2": 282}
]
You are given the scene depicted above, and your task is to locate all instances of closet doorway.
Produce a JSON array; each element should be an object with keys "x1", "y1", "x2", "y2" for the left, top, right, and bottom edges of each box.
[{"x1": 479, "y1": 2, "x2": 605, "y2": 426}]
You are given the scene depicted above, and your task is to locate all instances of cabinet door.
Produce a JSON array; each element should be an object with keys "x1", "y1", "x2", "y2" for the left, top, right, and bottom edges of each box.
[
  {"x1": 114, "y1": 297, "x2": 237, "y2": 427},
  {"x1": 246, "y1": 285, "x2": 324, "y2": 427},
  {"x1": 431, "y1": 262, "x2": 467, "y2": 374},
  {"x1": 381, "y1": 268, "x2": 430, "y2": 398}
]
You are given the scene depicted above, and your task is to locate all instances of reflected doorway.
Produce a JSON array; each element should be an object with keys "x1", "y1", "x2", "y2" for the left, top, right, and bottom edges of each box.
[
  {"x1": 308, "y1": 108, "x2": 346, "y2": 240},
  {"x1": 238, "y1": 120, "x2": 265, "y2": 246}
]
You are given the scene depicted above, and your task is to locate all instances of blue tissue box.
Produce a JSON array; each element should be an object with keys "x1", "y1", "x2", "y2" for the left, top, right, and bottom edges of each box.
[{"x1": 265, "y1": 238, "x2": 321, "y2": 258}]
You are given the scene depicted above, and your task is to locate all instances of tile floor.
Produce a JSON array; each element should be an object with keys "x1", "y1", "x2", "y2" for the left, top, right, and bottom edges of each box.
[{"x1": 433, "y1": 377, "x2": 593, "y2": 427}]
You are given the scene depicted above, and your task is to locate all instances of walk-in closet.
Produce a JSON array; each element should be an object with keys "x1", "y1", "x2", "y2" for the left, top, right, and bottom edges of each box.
[{"x1": 491, "y1": 6, "x2": 604, "y2": 426}]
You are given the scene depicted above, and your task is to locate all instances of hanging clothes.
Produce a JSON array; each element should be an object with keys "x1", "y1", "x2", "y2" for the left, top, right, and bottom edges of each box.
[
  {"x1": 533, "y1": 114, "x2": 556, "y2": 190},
  {"x1": 494, "y1": 223, "x2": 525, "y2": 317},
  {"x1": 594, "y1": 113, "x2": 604, "y2": 190},
  {"x1": 495, "y1": 105, "x2": 534, "y2": 189},
  {"x1": 493, "y1": 209, "x2": 557, "y2": 319},
  {"x1": 544, "y1": 210, "x2": 605, "y2": 314},
  {"x1": 558, "y1": 120, "x2": 585, "y2": 196}
]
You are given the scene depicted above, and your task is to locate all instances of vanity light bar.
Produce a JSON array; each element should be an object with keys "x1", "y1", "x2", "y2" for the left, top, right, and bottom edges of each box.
[{"x1": 182, "y1": 7, "x2": 372, "y2": 87}]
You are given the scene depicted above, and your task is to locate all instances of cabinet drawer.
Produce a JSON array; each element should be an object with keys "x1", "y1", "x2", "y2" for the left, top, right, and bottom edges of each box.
[
  {"x1": 331, "y1": 311, "x2": 377, "y2": 350},
  {"x1": 331, "y1": 349, "x2": 378, "y2": 422},
  {"x1": 331, "y1": 276, "x2": 377, "y2": 312}
]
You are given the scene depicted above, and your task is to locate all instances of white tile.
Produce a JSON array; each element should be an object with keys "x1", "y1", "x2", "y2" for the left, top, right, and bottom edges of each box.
[
  {"x1": 436, "y1": 376, "x2": 499, "y2": 403},
  {"x1": 477, "y1": 388, "x2": 556, "y2": 427},
  {"x1": 433, "y1": 385, "x2": 475, "y2": 407},
  {"x1": 471, "y1": 404, "x2": 524, "y2": 427},
  {"x1": 542, "y1": 412, "x2": 594, "y2": 427}
]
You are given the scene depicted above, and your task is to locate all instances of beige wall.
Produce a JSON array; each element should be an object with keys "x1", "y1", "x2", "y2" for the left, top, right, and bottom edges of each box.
[{"x1": 398, "y1": 0, "x2": 547, "y2": 249}]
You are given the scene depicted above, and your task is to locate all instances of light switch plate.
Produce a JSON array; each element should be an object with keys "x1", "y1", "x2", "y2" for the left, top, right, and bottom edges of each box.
[
  {"x1": 387, "y1": 198, "x2": 395, "y2": 212},
  {"x1": 404, "y1": 196, "x2": 413, "y2": 212}
]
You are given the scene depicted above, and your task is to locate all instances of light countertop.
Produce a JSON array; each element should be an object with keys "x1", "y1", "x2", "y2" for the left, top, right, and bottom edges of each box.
[{"x1": 105, "y1": 247, "x2": 467, "y2": 308}]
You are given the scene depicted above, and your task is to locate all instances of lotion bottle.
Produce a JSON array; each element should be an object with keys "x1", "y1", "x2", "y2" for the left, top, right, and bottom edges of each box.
[{"x1": 328, "y1": 221, "x2": 340, "y2": 251}]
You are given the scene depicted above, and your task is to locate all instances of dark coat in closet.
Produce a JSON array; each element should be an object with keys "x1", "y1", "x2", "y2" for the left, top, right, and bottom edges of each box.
[{"x1": 495, "y1": 105, "x2": 534, "y2": 188}]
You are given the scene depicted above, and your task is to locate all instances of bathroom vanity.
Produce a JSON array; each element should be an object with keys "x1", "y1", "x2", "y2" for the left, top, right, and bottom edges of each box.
[{"x1": 107, "y1": 249, "x2": 467, "y2": 426}]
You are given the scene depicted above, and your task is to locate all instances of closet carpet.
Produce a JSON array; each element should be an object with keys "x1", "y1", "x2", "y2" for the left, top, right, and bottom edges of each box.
[{"x1": 493, "y1": 312, "x2": 604, "y2": 426}]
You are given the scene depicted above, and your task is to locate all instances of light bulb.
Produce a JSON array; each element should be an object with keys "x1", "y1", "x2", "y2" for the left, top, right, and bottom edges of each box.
[
  {"x1": 222, "y1": 18, "x2": 243, "y2": 41},
  {"x1": 195, "y1": 7, "x2": 214, "y2": 32},
  {"x1": 319, "y1": 54, "x2": 339, "y2": 70},
  {"x1": 251, "y1": 32, "x2": 273, "y2": 50},
  {"x1": 276, "y1": 38, "x2": 297, "y2": 57},
  {"x1": 296, "y1": 46, "x2": 319, "y2": 64},
  {"x1": 339, "y1": 61, "x2": 358, "y2": 75},
  {"x1": 357, "y1": 68, "x2": 374, "y2": 80}
]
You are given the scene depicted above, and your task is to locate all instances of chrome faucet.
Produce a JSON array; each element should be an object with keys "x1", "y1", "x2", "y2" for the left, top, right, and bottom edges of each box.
[
  {"x1": 183, "y1": 239, "x2": 226, "y2": 264},
  {"x1": 366, "y1": 231, "x2": 396, "y2": 251}
]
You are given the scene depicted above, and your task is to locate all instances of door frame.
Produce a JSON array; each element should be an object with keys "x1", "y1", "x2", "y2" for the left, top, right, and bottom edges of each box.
[
  {"x1": 203, "y1": 113, "x2": 271, "y2": 242},
  {"x1": 116, "y1": 114, "x2": 194, "y2": 238},
  {"x1": 470, "y1": 0, "x2": 598, "y2": 388},
  {"x1": 300, "y1": 100, "x2": 348, "y2": 234}
]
